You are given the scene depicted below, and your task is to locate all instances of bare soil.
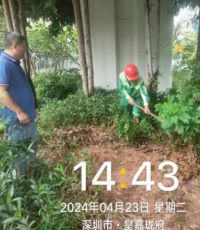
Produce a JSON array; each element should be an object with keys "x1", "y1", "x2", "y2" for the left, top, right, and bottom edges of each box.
[{"x1": 42, "y1": 127, "x2": 200, "y2": 230}]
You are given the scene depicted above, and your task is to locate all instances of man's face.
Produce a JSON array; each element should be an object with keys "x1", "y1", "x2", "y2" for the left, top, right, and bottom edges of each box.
[{"x1": 13, "y1": 41, "x2": 26, "y2": 60}]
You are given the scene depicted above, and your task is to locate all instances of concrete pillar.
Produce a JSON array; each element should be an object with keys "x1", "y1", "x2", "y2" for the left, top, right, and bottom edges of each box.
[
  {"x1": 88, "y1": 0, "x2": 173, "y2": 91},
  {"x1": 88, "y1": 0, "x2": 117, "y2": 89}
]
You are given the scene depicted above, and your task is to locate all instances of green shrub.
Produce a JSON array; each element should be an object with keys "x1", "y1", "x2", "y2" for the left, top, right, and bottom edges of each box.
[
  {"x1": 0, "y1": 118, "x2": 4, "y2": 133},
  {"x1": 33, "y1": 69, "x2": 82, "y2": 107},
  {"x1": 113, "y1": 88, "x2": 170, "y2": 144},
  {"x1": 38, "y1": 87, "x2": 168, "y2": 143},
  {"x1": 148, "y1": 89, "x2": 174, "y2": 113},
  {"x1": 156, "y1": 60, "x2": 200, "y2": 157},
  {"x1": 38, "y1": 89, "x2": 121, "y2": 133},
  {"x1": 0, "y1": 141, "x2": 95, "y2": 230},
  {"x1": 115, "y1": 111, "x2": 164, "y2": 145}
]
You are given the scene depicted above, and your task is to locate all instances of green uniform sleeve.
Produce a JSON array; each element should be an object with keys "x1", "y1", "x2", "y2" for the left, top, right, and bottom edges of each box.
[
  {"x1": 139, "y1": 81, "x2": 150, "y2": 106},
  {"x1": 119, "y1": 76, "x2": 130, "y2": 99}
]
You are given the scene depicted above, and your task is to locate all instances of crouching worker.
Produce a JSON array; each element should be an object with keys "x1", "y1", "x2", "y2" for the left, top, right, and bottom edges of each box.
[
  {"x1": 119, "y1": 63, "x2": 151, "y2": 123},
  {"x1": 0, "y1": 32, "x2": 39, "y2": 175}
]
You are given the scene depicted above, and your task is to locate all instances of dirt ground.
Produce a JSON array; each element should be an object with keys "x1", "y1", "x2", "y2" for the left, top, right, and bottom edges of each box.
[
  {"x1": 87, "y1": 143, "x2": 200, "y2": 230},
  {"x1": 42, "y1": 127, "x2": 200, "y2": 230}
]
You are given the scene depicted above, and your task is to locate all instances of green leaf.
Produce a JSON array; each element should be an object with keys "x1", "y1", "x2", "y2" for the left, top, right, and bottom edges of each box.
[
  {"x1": 179, "y1": 113, "x2": 190, "y2": 123},
  {"x1": 175, "y1": 124, "x2": 185, "y2": 134},
  {"x1": 170, "y1": 116, "x2": 179, "y2": 124},
  {"x1": 3, "y1": 216, "x2": 20, "y2": 224}
]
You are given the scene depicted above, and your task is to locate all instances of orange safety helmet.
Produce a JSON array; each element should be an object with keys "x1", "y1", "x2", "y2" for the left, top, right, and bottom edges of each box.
[{"x1": 124, "y1": 64, "x2": 139, "y2": 81}]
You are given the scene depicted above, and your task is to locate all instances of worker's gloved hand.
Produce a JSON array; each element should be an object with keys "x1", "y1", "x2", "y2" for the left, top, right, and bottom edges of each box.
[
  {"x1": 128, "y1": 97, "x2": 135, "y2": 105},
  {"x1": 144, "y1": 105, "x2": 150, "y2": 114}
]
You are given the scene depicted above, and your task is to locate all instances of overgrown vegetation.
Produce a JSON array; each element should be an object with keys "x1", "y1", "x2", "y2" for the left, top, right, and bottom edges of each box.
[
  {"x1": 27, "y1": 22, "x2": 79, "y2": 74},
  {"x1": 172, "y1": 30, "x2": 197, "y2": 88},
  {"x1": 156, "y1": 60, "x2": 200, "y2": 158},
  {"x1": 155, "y1": 9, "x2": 200, "y2": 157},
  {"x1": 0, "y1": 140, "x2": 103, "y2": 230},
  {"x1": 38, "y1": 89, "x2": 121, "y2": 132},
  {"x1": 33, "y1": 69, "x2": 81, "y2": 107},
  {"x1": 1, "y1": 1, "x2": 200, "y2": 229},
  {"x1": 1, "y1": 58, "x2": 200, "y2": 229},
  {"x1": 34, "y1": 71, "x2": 168, "y2": 144}
]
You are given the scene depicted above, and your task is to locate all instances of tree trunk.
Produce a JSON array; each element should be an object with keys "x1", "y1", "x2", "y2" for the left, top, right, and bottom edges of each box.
[
  {"x1": 30, "y1": 58, "x2": 37, "y2": 76},
  {"x1": 145, "y1": 0, "x2": 153, "y2": 81},
  {"x1": 72, "y1": 0, "x2": 88, "y2": 95},
  {"x1": 8, "y1": 0, "x2": 20, "y2": 32},
  {"x1": 151, "y1": 0, "x2": 161, "y2": 95},
  {"x1": 196, "y1": 8, "x2": 200, "y2": 61},
  {"x1": 2, "y1": 0, "x2": 14, "y2": 31},
  {"x1": 156, "y1": 0, "x2": 161, "y2": 72},
  {"x1": 18, "y1": 0, "x2": 31, "y2": 77},
  {"x1": 81, "y1": 0, "x2": 94, "y2": 94}
]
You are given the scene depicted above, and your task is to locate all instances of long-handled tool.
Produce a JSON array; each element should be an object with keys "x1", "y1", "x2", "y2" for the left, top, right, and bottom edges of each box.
[{"x1": 132, "y1": 101, "x2": 162, "y2": 122}]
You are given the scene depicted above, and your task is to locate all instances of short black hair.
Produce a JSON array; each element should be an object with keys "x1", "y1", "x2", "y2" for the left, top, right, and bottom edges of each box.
[{"x1": 4, "y1": 31, "x2": 26, "y2": 49}]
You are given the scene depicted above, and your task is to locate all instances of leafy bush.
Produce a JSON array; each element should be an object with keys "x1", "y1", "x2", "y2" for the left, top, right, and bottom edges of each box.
[
  {"x1": 33, "y1": 69, "x2": 82, "y2": 107},
  {"x1": 38, "y1": 87, "x2": 168, "y2": 143},
  {"x1": 115, "y1": 110, "x2": 164, "y2": 145},
  {"x1": 156, "y1": 60, "x2": 200, "y2": 157},
  {"x1": 172, "y1": 68, "x2": 191, "y2": 89},
  {"x1": 113, "y1": 87, "x2": 172, "y2": 144},
  {"x1": 0, "y1": 118, "x2": 4, "y2": 133},
  {"x1": 147, "y1": 89, "x2": 175, "y2": 113},
  {"x1": 172, "y1": 30, "x2": 197, "y2": 89},
  {"x1": 38, "y1": 89, "x2": 121, "y2": 133},
  {"x1": 27, "y1": 22, "x2": 78, "y2": 70},
  {"x1": 0, "y1": 141, "x2": 96, "y2": 230}
]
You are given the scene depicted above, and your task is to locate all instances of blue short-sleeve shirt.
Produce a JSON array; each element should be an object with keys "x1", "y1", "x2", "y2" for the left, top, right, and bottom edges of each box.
[{"x1": 0, "y1": 51, "x2": 36, "y2": 126}]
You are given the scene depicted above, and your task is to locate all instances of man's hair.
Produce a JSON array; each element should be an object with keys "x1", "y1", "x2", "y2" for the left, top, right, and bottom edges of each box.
[{"x1": 4, "y1": 31, "x2": 26, "y2": 49}]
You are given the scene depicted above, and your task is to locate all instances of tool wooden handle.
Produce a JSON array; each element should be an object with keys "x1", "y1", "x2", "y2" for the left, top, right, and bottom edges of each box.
[{"x1": 133, "y1": 102, "x2": 162, "y2": 122}]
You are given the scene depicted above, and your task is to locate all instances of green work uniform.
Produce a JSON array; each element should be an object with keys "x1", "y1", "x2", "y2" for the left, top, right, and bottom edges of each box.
[{"x1": 118, "y1": 71, "x2": 150, "y2": 118}]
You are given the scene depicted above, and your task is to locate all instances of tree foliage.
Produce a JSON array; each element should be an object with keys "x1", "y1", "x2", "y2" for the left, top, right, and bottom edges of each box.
[
  {"x1": 0, "y1": 0, "x2": 74, "y2": 34},
  {"x1": 0, "y1": 5, "x2": 6, "y2": 31},
  {"x1": 24, "y1": 0, "x2": 74, "y2": 35},
  {"x1": 170, "y1": 0, "x2": 200, "y2": 60},
  {"x1": 27, "y1": 21, "x2": 79, "y2": 74},
  {"x1": 171, "y1": 0, "x2": 200, "y2": 15},
  {"x1": 173, "y1": 31, "x2": 197, "y2": 71},
  {"x1": 27, "y1": 21, "x2": 78, "y2": 59}
]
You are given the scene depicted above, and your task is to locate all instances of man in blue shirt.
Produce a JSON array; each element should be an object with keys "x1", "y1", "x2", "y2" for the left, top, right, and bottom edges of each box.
[{"x1": 0, "y1": 31, "x2": 39, "y2": 175}]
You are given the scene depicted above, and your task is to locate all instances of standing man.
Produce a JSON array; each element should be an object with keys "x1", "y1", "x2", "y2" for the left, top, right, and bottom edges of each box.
[
  {"x1": 0, "y1": 31, "x2": 38, "y2": 175},
  {"x1": 119, "y1": 63, "x2": 150, "y2": 123}
]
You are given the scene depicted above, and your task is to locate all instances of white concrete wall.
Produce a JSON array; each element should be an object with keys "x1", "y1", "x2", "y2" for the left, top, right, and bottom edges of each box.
[
  {"x1": 88, "y1": 0, "x2": 173, "y2": 91},
  {"x1": 88, "y1": 0, "x2": 117, "y2": 89},
  {"x1": 158, "y1": 0, "x2": 173, "y2": 91}
]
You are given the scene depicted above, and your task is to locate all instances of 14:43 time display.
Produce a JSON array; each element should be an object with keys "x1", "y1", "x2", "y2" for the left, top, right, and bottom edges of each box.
[{"x1": 74, "y1": 161, "x2": 179, "y2": 192}]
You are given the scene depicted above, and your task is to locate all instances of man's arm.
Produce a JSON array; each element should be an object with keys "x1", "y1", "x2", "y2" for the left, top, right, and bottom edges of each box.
[
  {"x1": 0, "y1": 85, "x2": 21, "y2": 113},
  {"x1": 119, "y1": 76, "x2": 128, "y2": 98},
  {"x1": 119, "y1": 75, "x2": 134, "y2": 104},
  {"x1": 139, "y1": 81, "x2": 150, "y2": 113},
  {"x1": 0, "y1": 85, "x2": 30, "y2": 123}
]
